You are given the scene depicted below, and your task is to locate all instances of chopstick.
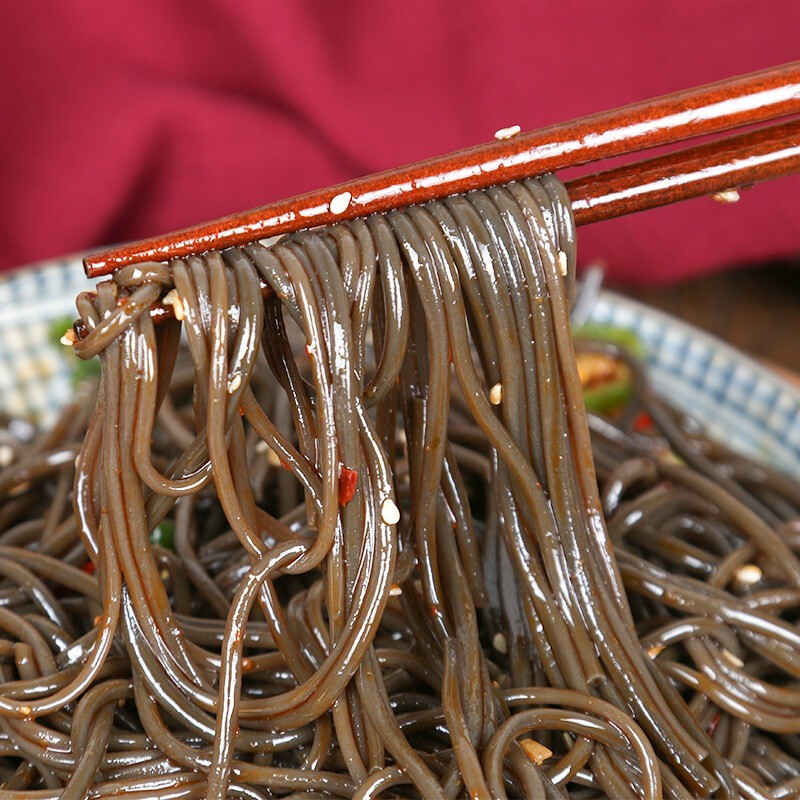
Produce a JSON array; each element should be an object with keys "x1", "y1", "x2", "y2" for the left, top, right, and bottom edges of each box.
[
  {"x1": 570, "y1": 118, "x2": 800, "y2": 225},
  {"x1": 84, "y1": 61, "x2": 800, "y2": 277},
  {"x1": 108, "y1": 117, "x2": 797, "y2": 333}
]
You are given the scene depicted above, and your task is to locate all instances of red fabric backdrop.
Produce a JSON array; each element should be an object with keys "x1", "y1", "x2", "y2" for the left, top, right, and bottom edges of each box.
[{"x1": 1, "y1": 1, "x2": 798, "y2": 284}]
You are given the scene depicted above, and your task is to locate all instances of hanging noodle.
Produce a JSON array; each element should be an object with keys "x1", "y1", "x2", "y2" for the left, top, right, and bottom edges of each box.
[{"x1": 0, "y1": 175, "x2": 798, "y2": 798}]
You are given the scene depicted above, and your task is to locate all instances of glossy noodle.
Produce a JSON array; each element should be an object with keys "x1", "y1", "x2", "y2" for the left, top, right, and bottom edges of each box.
[{"x1": 0, "y1": 176, "x2": 798, "y2": 798}]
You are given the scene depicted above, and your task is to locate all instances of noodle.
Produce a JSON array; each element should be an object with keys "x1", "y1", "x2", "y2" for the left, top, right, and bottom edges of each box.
[{"x1": 0, "y1": 175, "x2": 797, "y2": 798}]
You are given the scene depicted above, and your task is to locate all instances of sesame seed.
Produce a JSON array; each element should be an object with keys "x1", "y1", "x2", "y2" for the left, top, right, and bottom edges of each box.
[
  {"x1": 492, "y1": 632, "x2": 508, "y2": 654},
  {"x1": 520, "y1": 738, "x2": 553, "y2": 765},
  {"x1": 735, "y1": 564, "x2": 762, "y2": 585},
  {"x1": 712, "y1": 188, "x2": 740, "y2": 204},
  {"x1": 162, "y1": 289, "x2": 185, "y2": 321},
  {"x1": 721, "y1": 649, "x2": 744, "y2": 669},
  {"x1": 557, "y1": 250, "x2": 568, "y2": 277},
  {"x1": 389, "y1": 584, "x2": 402, "y2": 597},
  {"x1": 60, "y1": 328, "x2": 77, "y2": 347},
  {"x1": 380, "y1": 498, "x2": 400, "y2": 526},
  {"x1": 329, "y1": 191, "x2": 352, "y2": 215},
  {"x1": 227, "y1": 373, "x2": 242, "y2": 394},
  {"x1": 489, "y1": 383, "x2": 502, "y2": 405},
  {"x1": 0, "y1": 444, "x2": 15, "y2": 468},
  {"x1": 646, "y1": 644, "x2": 665, "y2": 659},
  {"x1": 494, "y1": 124, "x2": 521, "y2": 140},
  {"x1": 19, "y1": 706, "x2": 31, "y2": 718}
]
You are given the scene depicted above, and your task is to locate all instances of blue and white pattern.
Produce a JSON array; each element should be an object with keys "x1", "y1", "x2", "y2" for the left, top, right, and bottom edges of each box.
[
  {"x1": 1, "y1": 257, "x2": 799, "y2": 477},
  {"x1": 0, "y1": 256, "x2": 92, "y2": 425},
  {"x1": 589, "y1": 291, "x2": 800, "y2": 477}
]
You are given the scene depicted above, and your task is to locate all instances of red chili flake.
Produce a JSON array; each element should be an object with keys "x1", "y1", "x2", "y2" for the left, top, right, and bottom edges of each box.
[
  {"x1": 81, "y1": 561, "x2": 95, "y2": 575},
  {"x1": 238, "y1": 405, "x2": 245, "y2": 416},
  {"x1": 706, "y1": 712, "x2": 722, "y2": 736},
  {"x1": 338, "y1": 466, "x2": 358, "y2": 506},
  {"x1": 279, "y1": 458, "x2": 290, "y2": 471},
  {"x1": 633, "y1": 412, "x2": 653, "y2": 432}
]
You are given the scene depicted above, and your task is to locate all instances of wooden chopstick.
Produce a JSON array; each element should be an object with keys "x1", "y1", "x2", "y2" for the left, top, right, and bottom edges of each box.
[
  {"x1": 569, "y1": 118, "x2": 800, "y2": 225},
  {"x1": 84, "y1": 61, "x2": 800, "y2": 277},
  {"x1": 81, "y1": 117, "x2": 797, "y2": 335}
]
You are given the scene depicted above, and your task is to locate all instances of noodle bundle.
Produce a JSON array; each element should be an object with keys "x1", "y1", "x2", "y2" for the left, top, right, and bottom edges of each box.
[{"x1": 0, "y1": 175, "x2": 798, "y2": 798}]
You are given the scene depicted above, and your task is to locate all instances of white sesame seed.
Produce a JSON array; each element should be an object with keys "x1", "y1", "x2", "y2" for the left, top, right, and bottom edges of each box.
[
  {"x1": 380, "y1": 498, "x2": 400, "y2": 526},
  {"x1": 646, "y1": 644, "x2": 665, "y2": 659},
  {"x1": 227, "y1": 373, "x2": 242, "y2": 394},
  {"x1": 162, "y1": 289, "x2": 185, "y2": 321},
  {"x1": 329, "y1": 191, "x2": 352, "y2": 215},
  {"x1": 494, "y1": 124, "x2": 521, "y2": 140},
  {"x1": 735, "y1": 564, "x2": 762, "y2": 585},
  {"x1": 557, "y1": 250, "x2": 568, "y2": 277},
  {"x1": 721, "y1": 649, "x2": 744, "y2": 669},
  {"x1": 489, "y1": 383, "x2": 503, "y2": 405},
  {"x1": 389, "y1": 584, "x2": 402, "y2": 597},
  {"x1": 492, "y1": 632, "x2": 508, "y2": 654},
  {"x1": 712, "y1": 188, "x2": 740, "y2": 204},
  {"x1": 0, "y1": 444, "x2": 14, "y2": 468},
  {"x1": 60, "y1": 328, "x2": 77, "y2": 347}
]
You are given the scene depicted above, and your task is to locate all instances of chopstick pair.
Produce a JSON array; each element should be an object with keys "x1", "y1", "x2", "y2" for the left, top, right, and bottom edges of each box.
[{"x1": 84, "y1": 60, "x2": 800, "y2": 278}]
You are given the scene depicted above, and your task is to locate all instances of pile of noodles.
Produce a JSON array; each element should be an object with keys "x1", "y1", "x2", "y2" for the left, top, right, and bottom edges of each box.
[{"x1": 0, "y1": 175, "x2": 799, "y2": 799}]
